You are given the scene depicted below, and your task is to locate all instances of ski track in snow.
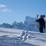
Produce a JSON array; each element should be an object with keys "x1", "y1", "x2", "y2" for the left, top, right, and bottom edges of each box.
[{"x1": 0, "y1": 28, "x2": 46, "y2": 46}]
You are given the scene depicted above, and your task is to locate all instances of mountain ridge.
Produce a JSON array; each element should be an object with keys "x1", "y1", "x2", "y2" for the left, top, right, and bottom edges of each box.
[{"x1": 0, "y1": 16, "x2": 46, "y2": 32}]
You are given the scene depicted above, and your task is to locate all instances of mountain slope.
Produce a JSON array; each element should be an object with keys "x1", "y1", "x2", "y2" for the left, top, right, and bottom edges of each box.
[{"x1": 0, "y1": 28, "x2": 46, "y2": 46}]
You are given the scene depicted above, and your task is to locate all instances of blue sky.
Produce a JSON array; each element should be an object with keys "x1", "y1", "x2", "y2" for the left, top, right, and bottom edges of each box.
[{"x1": 0, "y1": 0, "x2": 46, "y2": 24}]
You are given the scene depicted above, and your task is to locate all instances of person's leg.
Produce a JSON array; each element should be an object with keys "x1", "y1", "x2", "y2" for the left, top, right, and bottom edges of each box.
[
  {"x1": 39, "y1": 27, "x2": 41, "y2": 33},
  {"x1": 41, "y1": 27, "x2": 43, "y2": 33},
  {"x1": 39, "y1": 27, "x2": 43, "y2": 33}
]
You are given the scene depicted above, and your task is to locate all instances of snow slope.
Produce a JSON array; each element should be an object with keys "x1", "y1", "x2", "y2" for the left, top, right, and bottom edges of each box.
[{"x1": 0, "y1": 28, "x2": 46, "y2": 46}]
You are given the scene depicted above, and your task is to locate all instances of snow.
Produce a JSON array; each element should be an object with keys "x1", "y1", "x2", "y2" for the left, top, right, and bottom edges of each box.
[{"x1": 0, "y1": 28, "x2": 46, "y2": 46}]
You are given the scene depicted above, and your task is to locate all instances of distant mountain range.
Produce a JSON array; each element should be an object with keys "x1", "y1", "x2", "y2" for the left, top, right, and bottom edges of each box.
[{"x1": 0, "y1": 16, "x2": 46, "y2": 32}]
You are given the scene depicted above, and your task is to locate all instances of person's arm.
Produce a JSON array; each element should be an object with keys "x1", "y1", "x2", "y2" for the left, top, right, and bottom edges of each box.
[{"x1": 36, "y1": 18, "x2": 40, "y2": 22}]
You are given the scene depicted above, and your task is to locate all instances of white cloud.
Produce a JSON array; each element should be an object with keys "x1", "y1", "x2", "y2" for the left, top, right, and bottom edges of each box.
[
  {"x1": 0, "y1": 4, "x2": 6, "y2": 8},
  {"x1": 0, "y1": 4, "x2": 11, "y2": 12},
  {"x1": 2, "y1": 9, "x2": 11, "y2": 12}
]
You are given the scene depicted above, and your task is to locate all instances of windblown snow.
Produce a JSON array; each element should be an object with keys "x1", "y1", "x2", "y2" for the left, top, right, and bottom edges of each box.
[{"x1": 0, "y1": 28, "x2": 46, "y2": 46}]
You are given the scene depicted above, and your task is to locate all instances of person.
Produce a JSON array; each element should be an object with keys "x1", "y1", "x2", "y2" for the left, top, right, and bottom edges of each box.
[{"x1": 36, "y1": 15, "x2": 45, "y2": 33}]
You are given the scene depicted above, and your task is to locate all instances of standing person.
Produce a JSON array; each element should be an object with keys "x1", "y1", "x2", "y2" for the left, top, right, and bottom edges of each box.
[{"x1": 36, "y1": 15, "x2": 45, "y2": 33}]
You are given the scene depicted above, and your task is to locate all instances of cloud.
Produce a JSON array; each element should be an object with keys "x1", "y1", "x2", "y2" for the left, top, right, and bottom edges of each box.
[
  {"x1": 2, "y1": 9, "x2": 11, "y2": 12},
  {"x1": 0, "y1": 4, "x2": 6, "y2": 8},
  {"x1": 0, "y1": 4, "x2": 11, "y2": 12}
]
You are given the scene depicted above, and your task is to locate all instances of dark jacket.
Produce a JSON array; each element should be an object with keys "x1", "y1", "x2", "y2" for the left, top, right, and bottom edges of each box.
[{"x1": 36, "y1": 18, "x2": 45, "y2": 28}]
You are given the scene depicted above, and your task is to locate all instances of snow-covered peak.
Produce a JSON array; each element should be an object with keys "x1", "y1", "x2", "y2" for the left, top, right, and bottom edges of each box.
[
  {"x1": 24, "y1": 16, "x2": 36, "y2": 25},
  {"x1": 25, "y1": 16, "x2": 32, "y2": 19}
]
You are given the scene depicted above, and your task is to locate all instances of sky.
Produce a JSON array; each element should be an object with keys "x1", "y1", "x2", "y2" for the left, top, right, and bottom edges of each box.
[{"x1": 0, "y1": 0, "x2": 46, "y2": 24}]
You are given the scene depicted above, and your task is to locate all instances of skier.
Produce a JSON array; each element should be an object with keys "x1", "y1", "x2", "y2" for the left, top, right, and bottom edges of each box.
[{"x1": 36, "y1": 15, "x2": 45, "y2": 33}]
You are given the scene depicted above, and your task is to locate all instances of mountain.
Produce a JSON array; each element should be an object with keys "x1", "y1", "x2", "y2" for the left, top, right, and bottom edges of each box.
[
  {"x1": 23, "y1": 16, "x2": 39, "y2": 31},
  {"x1": 0, "y1": 23, "x2": 12, "y2": 28},
  {"x1": 12, "y1": 21, "x2": 24, "y2": 30},
  {"x1": 0, "y1": 16, "x2": 46, "y2": 32},
  {"x1": 11, "y1": 16, "x2": 39, "y2": 31}
]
